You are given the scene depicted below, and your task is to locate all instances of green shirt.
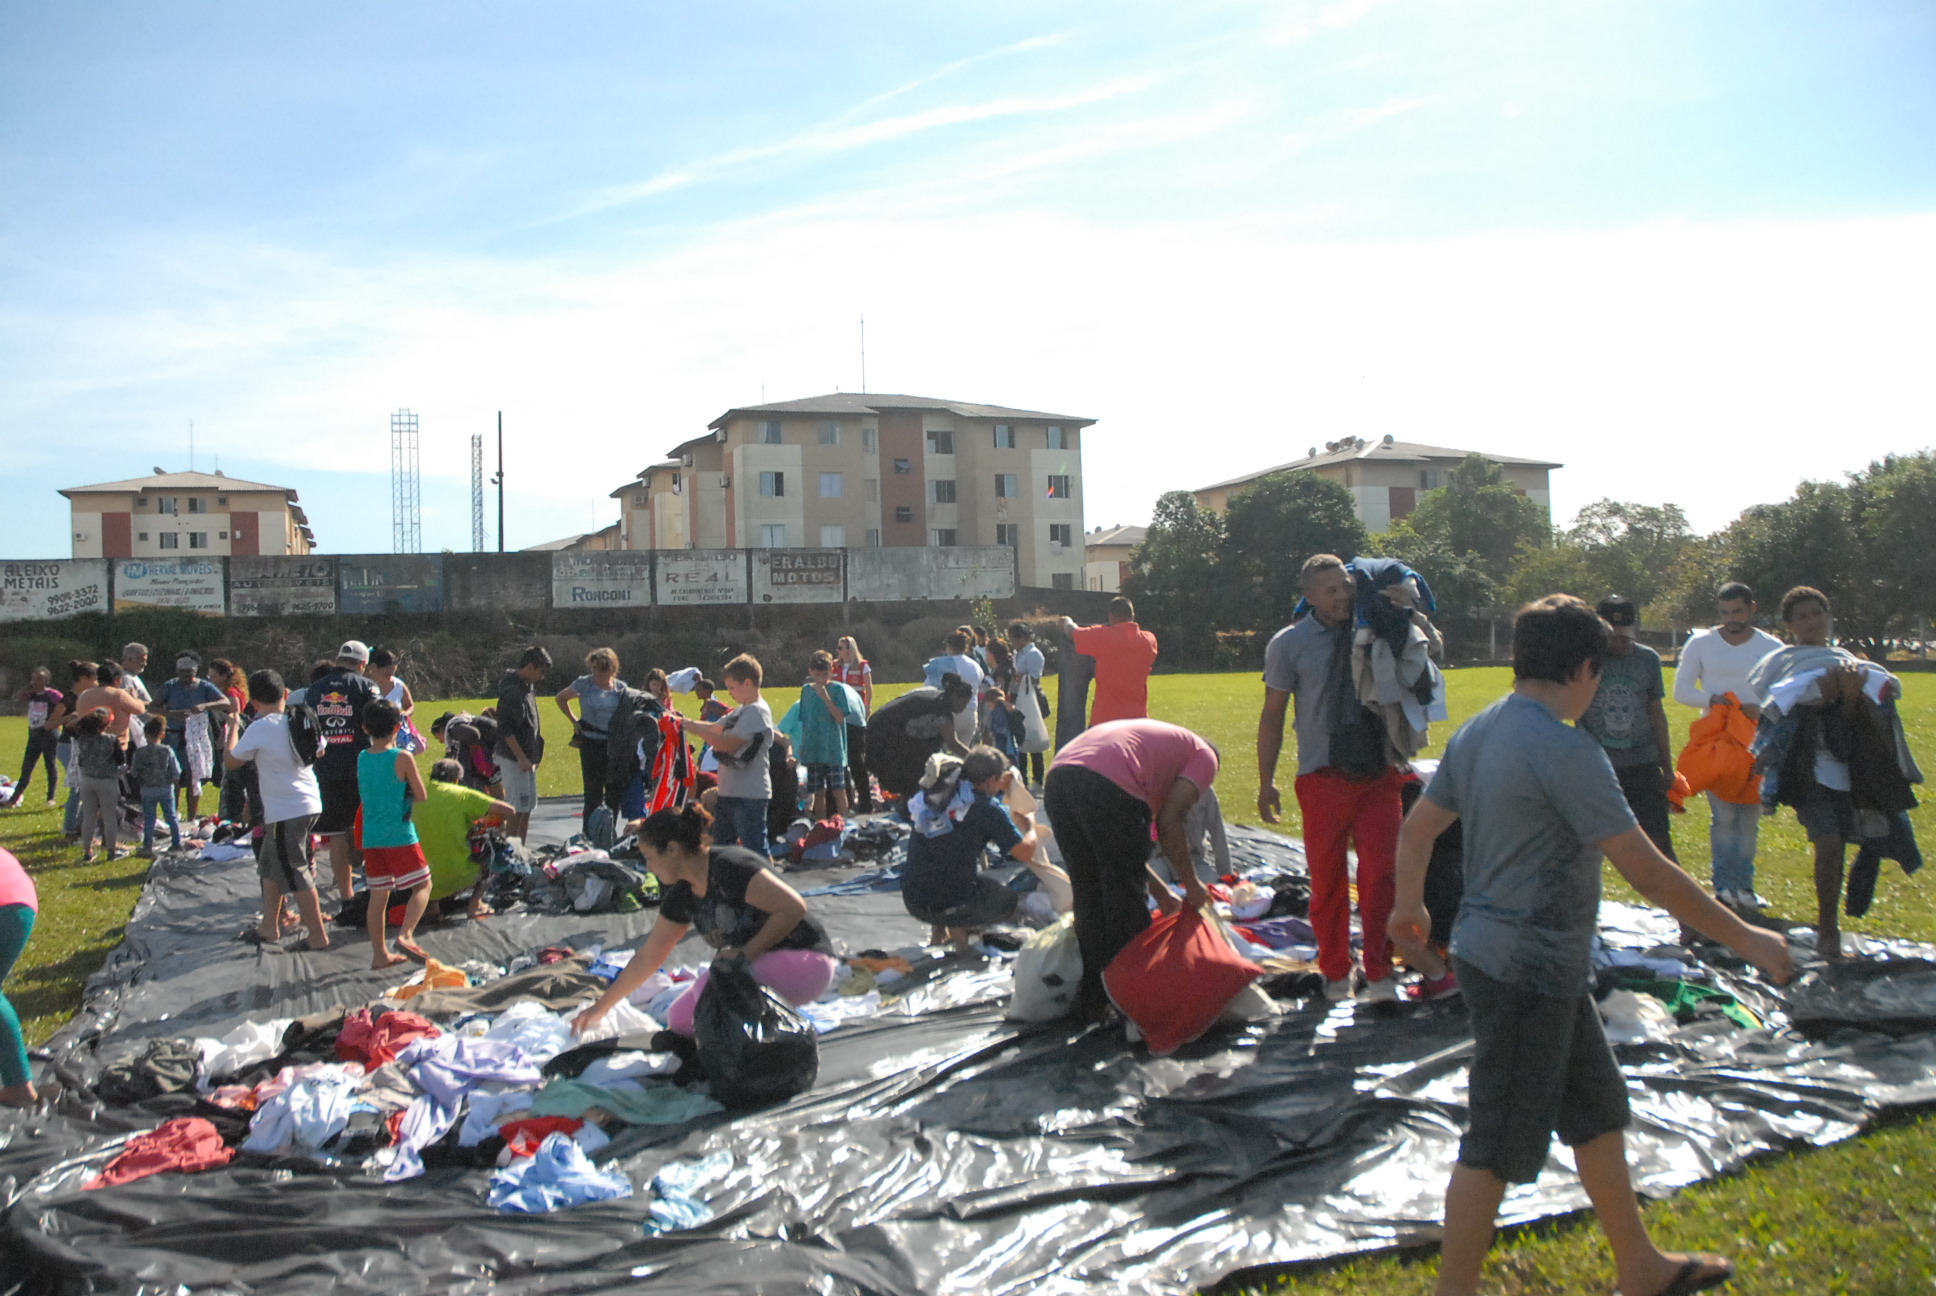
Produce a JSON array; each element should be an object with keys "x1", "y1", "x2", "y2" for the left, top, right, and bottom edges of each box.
[{"x1": 419, "y1": 781, "x2": 499, "y2": 899}]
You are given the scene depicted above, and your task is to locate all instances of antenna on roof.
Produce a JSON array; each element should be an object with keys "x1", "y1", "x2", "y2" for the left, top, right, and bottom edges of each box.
[
  {"x1": 189, "y1": 420, "x2": 195, "y2": 472},
  {"x1": 860, "y1": 313, "x2": 866, "y2": 393}
]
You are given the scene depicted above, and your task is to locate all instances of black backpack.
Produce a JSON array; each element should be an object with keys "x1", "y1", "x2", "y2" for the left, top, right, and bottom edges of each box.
[{"x1": 285, "y1": 702, "x2": 324, "y2": 767}]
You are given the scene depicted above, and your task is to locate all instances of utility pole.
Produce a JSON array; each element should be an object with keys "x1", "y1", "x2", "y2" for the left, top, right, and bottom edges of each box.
[{"x1": 492, "y1": 411, "x2": 505, "y2": 552}]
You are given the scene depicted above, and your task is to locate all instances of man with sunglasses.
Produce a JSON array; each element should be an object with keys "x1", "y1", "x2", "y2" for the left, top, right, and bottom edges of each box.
[{"x1": 1576, "y1": 596, "x2": 1678, "y2": 862}]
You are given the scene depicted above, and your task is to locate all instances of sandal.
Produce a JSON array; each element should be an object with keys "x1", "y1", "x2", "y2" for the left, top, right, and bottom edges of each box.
[
  {"x1": 237, "y1": 928, "x2": 278, "y2": 947},
  {"x1": 1637, "y1": 1254, "x2": 1734, "y2": 1296},
  {"x1": 396, "y1": 936, "x2": 428, "y2": 964}
]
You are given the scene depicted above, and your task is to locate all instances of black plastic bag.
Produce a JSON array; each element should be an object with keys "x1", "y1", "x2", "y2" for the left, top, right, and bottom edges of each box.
[{"x1": 692, "y1": 955, "x2": 819, "y2": 1108}]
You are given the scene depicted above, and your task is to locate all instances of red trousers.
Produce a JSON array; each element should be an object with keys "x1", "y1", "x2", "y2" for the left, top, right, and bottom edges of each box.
[{"x1": 1295, "y1": 766, "x2": 1403, "y2": 984}]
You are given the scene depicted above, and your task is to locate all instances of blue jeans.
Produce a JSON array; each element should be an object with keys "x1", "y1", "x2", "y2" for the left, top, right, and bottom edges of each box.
[
  {"x1": 712, "y1": 796, "x2": 769, "y2": 858},
  {"x1": 141, "y1": 787, "x2": 182, "y2": 852},
  {"x1": 1707, "y1": 793, "x2": 1760, "y2": 894}
]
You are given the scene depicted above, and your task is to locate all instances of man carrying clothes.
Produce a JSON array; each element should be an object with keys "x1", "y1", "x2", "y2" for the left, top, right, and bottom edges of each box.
[
  {"x1": 155, "y1": 652, "x2": 230, "y2": 822},
  {"x1": 1673, "y1": 582, "x2": 1783, "y2": 914},
  {"x1": 1389, "y1": 595, "x2": 1791, "y2": 1296},
  {"x1": 493, "y1": 646, "x2": 552, "y2": 843},
  {"x1": 1257, "y1": 554, "x2": 1435, "y2": 1003},
  {"x1": 1060, "y1": 596, "x2": 1158, "y2": 726},
  {"x1": 308, "y1": 640, "x2": 381, "y2": 903},
  {"x1": 1578, "y1": 596, "x2": 1679, "y2": 863}
]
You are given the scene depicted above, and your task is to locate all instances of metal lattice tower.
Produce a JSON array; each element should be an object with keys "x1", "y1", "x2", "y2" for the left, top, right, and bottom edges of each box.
[
  {"x1": 390, "y1": 409, "x2": 421, "y2": 554},
  {"x1": 470, "y1": 433, "x2": 486, "y2": 552}
]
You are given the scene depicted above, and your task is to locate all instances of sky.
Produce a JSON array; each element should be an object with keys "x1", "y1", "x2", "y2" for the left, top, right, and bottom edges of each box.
[{"x1": 3, "y1": 0, "x2": 1934, "y2": 556}]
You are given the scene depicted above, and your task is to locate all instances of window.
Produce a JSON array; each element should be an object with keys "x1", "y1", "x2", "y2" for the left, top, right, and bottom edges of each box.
[
  {"x1": 931, "y1": 479, "x2": 956, "y2": 504},
  {"x1": 864, "y1": 528, "x2": 881, "y2": 547},
  {"x1": 865, "y1": 478, "x2": 879, "y2": 501},
  {"x1": 634, "y1": 492, "x2": 648, "y2": 506},
  {"x1": 994, "y1": 473, "x2": 1018, "y2": 497},
  {"x1": 819, "y1": 525, "x2": 846, "y2": 548},
  {"x1": 819, "y1": 472, "x2": 844, "y2": 498},
  {"x1": 993, "y1": 424, "x2": 1014, "y2": 449},
  {"x1": 1052, "y1": 572, "x2": 1076, "y2": 590},
  {"x1": 1419, "y1": 469, "x2": 1440, "y2": 489},
  {"x1": 818, "y1": 421, "x2": 841, "y2": 446},
  {"x1": 927, "y1": 429, "x2": 954, "y2": 455},
  {"x1": 758, "y1": 470, "x2": 785, "y2": 497},
  {"x1": 1046, "y1": 474, "x2": 1072, "y2": 499},
  {"x1": 188, "y1": 532, "x2": 208, "y2": 549},
  {"x1": 218, "y1": 531, "x2": 229, "y2": 540},
  {"x1": 216, "y1": 496, "x2": 227, "y2": 505},
  {"x1": 187, "y1": 498, "x2": 207, "y2": 514},
  {"x1": 894, "y1": 506, "x2": 913, "y2": 524},
  {"x1": 159, "y1": 533, "x2": 179, "y2": 549},
  {"x1": 995, "y1": 523, "x2": 1019, "y2": 546},
  {"x1": 930, "y1": 528, "x2": 957, "y2": 547},
  {"x1": 1046, "y1": 426, "x2": 1066, "y2": 449},
  {"x1": 862, "y1": 426, "x2": 877, "y2": 451},
  {"x1": 758, "y1": 420, "x2": 783, "y2": 444},
  {"x1": 158, "y1": 498, "x2": 178, "y2": 515},
  {"x1": 137, "y1": 532, "x2": 148, "y2": 542},
  {"x1": 136, "y1": 499, "x2": 149, "y2": 508},
  {"x1": 1049, "y1": 524, "x2": 1072, "y2": 547},
  {"x1": 893, "y1": 457, "x2": 912, "y2": 474},
  {"x1": 759, "y1": 524, "x2": 788, "y2": 547}
]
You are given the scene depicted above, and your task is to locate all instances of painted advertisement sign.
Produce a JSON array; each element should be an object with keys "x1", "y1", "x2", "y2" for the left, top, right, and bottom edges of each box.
[
  {"x1": 846, "y1": 546, "x2": 1015, "y2": 602},
  {"x1": 113, "y1": 559, "x2": 227, "y2": 615},
  {"x1": 336, "y1": 555, "x2": 445, "y2": 614},
  {"x1": 229, "y1": 556, "x2": 338, "y2": 617},
  {"x1": 0, "y1": 560, "x2": 109, "y2": 622},
  {"x1": 750, "y1": 549, "x2": 844, "y2": 604},
  {"x1": 655, "y1": 550, "x2": 747, "y2": 606},
  {"x1": 552, "y1": 552, "x2": 654, "y2": 609}
]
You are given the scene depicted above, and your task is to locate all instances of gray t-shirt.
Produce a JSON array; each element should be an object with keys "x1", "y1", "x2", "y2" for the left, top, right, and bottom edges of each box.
[
  {"x1": 1261, "y1": 615, "x2": 1345, "y2": 774},
  {"x1": 714, "y1": 699, "x2": 774, "y2": 801},
  {"x1": 1427, "y1": 692, "x2": 1638, "y2": 991},
  {"x1": 1575, "y1": 644, "x2": 1665, "y2": 767}
]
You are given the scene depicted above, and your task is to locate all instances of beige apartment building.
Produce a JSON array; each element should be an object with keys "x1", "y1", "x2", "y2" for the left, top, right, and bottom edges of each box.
[
  {"x1": 1192, "y1": 435, "x2": 1559, "y2": 532},
  {"x1": 612, "y1": 393, "x2": 1095, "y2": 589},
  {"x1": 59, "y1": 470, "x2": 315, "y2": 559}
]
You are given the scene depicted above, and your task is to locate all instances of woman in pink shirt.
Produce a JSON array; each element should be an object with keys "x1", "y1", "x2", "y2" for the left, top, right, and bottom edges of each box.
[
  {"x1": 0, "y1": 848, "x2": 38, "y2": 1106},
  {"x1": 1043, "y1": 719, "x2": 1217, "y2": 1021}
]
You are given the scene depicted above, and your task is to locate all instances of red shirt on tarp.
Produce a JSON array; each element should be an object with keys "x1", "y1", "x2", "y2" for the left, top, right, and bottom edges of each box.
[{"x1": 1071, "y1": 621, "x2": 1159, "y2": 725}]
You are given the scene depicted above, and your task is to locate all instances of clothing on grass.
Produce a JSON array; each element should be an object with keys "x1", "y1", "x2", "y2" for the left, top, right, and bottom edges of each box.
[
  {"x1": 388, "y1": 1034, "x2": 546, "y2": 1181},
  {"x1": 243, "y1": 1065, "x2": 363, "y2": 1154},
  {"x1": 658, "y1": 846, "x2": 833, "y2": 954}
]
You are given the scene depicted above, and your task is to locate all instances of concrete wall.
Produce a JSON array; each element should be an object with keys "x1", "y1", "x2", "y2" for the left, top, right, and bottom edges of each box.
[
  {"x1": 230, "y1": 556, "x2": 337, "y2": 617},
  {"x1": 446, "y1": 553, "x2": 551, "y2": 611},
  {"x1": 847, "y1": 545, "x2": 1015, "y2": 601}
]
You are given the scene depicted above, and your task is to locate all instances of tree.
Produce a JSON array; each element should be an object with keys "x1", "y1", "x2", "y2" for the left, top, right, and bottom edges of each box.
[
  {"x1": 1865, "y1": 451, "x2": 1936, "y2": 635},
  {"x1": 1218, "y1": 472, "x2": 1367, "y2": 631},
  {"x1": 1123, "y1": 491, "x2": 1227, "y2": 665},
  {"x1": 1564, "y1": 499, "x2": 1697, "y2": 611},
  {"x1": 1404, "y1": 454, "x2": 1550, "y2": 584}
]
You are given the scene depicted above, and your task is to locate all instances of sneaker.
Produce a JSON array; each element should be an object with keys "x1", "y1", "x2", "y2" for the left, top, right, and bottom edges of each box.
[
  {"x1": 1361, "y1": 976, "x2": 1400, "y2": 1004},
  {"x1": 1412, "y1": 971, "x2": 1461, "y2": 1002},
  {"x1": 1323, "y1": 976, "x2": 1355, "y2": 1002},
  {"x1": 1718, "y1": 889, "x2": 1765, "y2": 919}
]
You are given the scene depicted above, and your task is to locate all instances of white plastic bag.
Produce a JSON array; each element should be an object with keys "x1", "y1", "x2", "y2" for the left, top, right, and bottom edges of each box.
[
  {"x1": 1007, "y1": 913, "x2": 1081, "y2": 1022},
  {"x1": 1016, "y1": 679, "x2": 1052, "y2": 754}
]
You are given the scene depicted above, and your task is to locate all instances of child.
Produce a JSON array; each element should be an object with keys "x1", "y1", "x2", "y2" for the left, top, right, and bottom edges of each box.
[
  {"x1": 356, "y1": 697, "x2": 432, "y2": 969},
  {"x1": 226, "y1": 670, "x2": 329, "y2": 951},
  {"x1": 985, "y1": 687, "x2": 1019, "y2": 767},
  {"x1": 423, "y1": 760, "x2": 517, "y2": 921},
  {"x1": 131, "y1": 716, "x2": 184, "y2": 856},
  {"x1": 1390, "y1": 595, "x2": 1791, "y2": 1296},
  {"x1": 72, "y1": 709, "x2": 124, "y2": 863},
  {"x1": 8, "y1": 667, "x2": 63, "y2": 808},
  {"x1": 679, "y1": 655, "x2": 773, "y2": 856},
  {"x1": 368, "y1": 648, "x2": 424, "y2": 753},
  {"x1": 794, "y1": 650, "x2": 865, "y2": 820}
]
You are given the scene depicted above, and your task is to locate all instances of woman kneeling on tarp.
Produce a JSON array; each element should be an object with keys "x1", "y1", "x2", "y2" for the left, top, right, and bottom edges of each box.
[
  {"x1": 902, "y1": 745, "x2": 1073, "y2": 951},
  {"x1": 571, "y1": 805, "x2": 840, "y2": 1037}
]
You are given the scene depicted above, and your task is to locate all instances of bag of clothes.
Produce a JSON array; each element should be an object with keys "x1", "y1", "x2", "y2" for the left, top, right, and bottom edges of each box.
[{"x1": 692, "y1": 957, "x2": 819, "y2": 1109}]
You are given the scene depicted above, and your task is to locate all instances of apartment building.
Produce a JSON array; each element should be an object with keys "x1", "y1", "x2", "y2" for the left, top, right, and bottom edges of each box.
[
  {"x1": 612, "y1": 393, "x2": 1094, "y2": 589},
  {"x1": 60, "y1": 470, "x2": 315, "y2": 559}
]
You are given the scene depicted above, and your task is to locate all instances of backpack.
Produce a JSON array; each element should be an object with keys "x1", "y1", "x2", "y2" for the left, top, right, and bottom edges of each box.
[{"x1": 285, "y1": 702, "x2": 324, "y2": 767}]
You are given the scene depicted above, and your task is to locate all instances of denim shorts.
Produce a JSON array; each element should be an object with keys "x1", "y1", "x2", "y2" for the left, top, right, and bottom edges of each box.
[{"x1": 1454, "y1": 956, "x2": 1631, "y2": 1184}]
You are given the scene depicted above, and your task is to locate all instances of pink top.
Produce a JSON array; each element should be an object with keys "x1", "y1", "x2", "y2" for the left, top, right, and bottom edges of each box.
[
  {"x1": 1054, "y1": 719, "x2": 1218, "y2": 815},
  {"x1": 0, "y1": 848, "x2": 37, "y2": 913}
]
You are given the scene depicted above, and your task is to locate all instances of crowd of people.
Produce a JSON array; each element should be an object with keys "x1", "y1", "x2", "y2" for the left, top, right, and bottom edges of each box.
[{"x1": 0, "y1": 572, "x2": 1922, "y2": 1296}]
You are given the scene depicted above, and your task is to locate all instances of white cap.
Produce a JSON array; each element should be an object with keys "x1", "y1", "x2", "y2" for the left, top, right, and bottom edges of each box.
[{"x1": 336, "y1": 640, "x2": 371, "y2": 664}]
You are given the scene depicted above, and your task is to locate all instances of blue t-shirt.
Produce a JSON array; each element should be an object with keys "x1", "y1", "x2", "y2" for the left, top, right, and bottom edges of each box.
[
  {"x1": 570, "y1": 674, "x2": 628, "y2": 739},
  {"x1": 1426, "y1": 692, "x2": 1638, "y2": 992},
  {"x1": 795, "y1": 680, "x2": 865, "y2": 767},
  {"x1": 156, "y1": 677, "x2": 225, "y2": 735},
  {"x1": 357, "y1": 746, "x2": 420, "y2": 849},
  {"x1": 902, "y1": 793, "x2": 1024, "y2": 914}
]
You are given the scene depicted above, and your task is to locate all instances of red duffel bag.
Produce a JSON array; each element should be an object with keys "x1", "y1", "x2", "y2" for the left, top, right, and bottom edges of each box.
[{"x1": 1102, "y1": 904, "x2": 1262, "y2": 1055}]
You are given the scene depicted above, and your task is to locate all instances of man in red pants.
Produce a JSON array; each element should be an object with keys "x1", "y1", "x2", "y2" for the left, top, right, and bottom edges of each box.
[{"x1": 1257, "y1": 553, "x2": 1438, "y2": 1004}]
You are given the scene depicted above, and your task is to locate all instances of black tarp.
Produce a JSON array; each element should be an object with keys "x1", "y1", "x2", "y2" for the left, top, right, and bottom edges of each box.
[{"x1": 6, "y1": 823, "x2": 1936, "y2": 1295}]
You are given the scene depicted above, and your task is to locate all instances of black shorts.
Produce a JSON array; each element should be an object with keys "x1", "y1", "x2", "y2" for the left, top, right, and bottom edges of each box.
[
  {"x1": 257, "y1": 815, "x2": 319, "y2": 893},
  {"x1": 904, "y1": 873, "x2": 1019, "y2": 929},
  {"x1": 315, "y1": 776, "x2": 362, "y2": 836},
  {"x1": 1794, "y1": 787, "x2": 1855, "y2": 845},
  {"x1": 1454, "y1": 956, "x2": 1631, "y2": 1184}
]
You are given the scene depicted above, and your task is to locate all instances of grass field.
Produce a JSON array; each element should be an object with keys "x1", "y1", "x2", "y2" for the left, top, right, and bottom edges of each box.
[{"x1": 2, "y1": 667, "x2": 1932, "y2": 1292}]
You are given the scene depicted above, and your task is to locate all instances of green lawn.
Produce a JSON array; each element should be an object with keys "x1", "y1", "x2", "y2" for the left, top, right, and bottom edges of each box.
[{"x1": 2, "y1": 669, "x2": 1933, "y2": 1291}]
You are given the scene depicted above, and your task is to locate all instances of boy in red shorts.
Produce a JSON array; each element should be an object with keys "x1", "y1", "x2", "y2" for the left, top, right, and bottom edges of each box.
[{"x1": 356, "y1": 698, "x2": 431, "y2": 970}]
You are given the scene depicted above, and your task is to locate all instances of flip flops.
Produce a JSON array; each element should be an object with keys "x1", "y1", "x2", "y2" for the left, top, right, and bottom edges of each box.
[
  {"x1": 395, "y1": 936, "x2": 429, "y2": 964},
  {"x1": 1635, "y1": 1254, "x2": 1734, "y2": 1296}
]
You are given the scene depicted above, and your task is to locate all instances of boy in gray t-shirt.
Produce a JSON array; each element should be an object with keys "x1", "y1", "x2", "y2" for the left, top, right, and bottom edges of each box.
[
  {"x1": 1389, "y1": 594, "x2": 1791, "y2": 1296},
  {"x1": 679, "y1": 654, "x2": 773, "y2": 857}
]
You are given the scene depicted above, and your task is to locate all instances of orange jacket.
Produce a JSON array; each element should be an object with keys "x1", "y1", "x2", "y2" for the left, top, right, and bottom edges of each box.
[{"x1": 1675, "y1": 692, "x2": 1761, "y2": 806}]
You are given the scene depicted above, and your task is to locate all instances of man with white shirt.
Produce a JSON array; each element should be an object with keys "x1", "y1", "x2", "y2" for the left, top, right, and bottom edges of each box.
[{"x1": 1673, "y1": 582, "x2": 1784, "y2": 913}]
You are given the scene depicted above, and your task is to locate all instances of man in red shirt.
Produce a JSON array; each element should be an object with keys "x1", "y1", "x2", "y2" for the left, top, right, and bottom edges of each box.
[{"x1": 1061, "y1": 597, "x2": 1159, "y2": 727}]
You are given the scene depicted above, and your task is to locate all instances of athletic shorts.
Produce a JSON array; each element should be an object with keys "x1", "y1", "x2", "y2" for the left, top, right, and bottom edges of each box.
[
  {"x1": 1794, "y1": 787, "x2": 1855, "y2": 845},
  {"x1": 362, "y1": 842, "x2": 430, "y2": 892},
  {"x1": 315, "y1": 777, "x2": 362, "y2": 835},
  {"x1": 495, "y1": 755, "x2": 539, "y2": 815},
  {"x1": 1454, "y1": 956, "x2": 1631, "y2": 1184},
  {"x1": 803, "y1": 763, "x2": 849, "y2": 793},
  {"x1": 256, "y1": 815, "x2": 319, "y2": 893}
]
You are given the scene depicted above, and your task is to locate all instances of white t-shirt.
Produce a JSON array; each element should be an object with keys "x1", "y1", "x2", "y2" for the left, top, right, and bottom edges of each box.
[
  {"x1": 1673, "y1": 627, "x2": 1784, "y2": 710},
  {"x1": 230, "y1": 712, "x2": 324, "y2": 825}
]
